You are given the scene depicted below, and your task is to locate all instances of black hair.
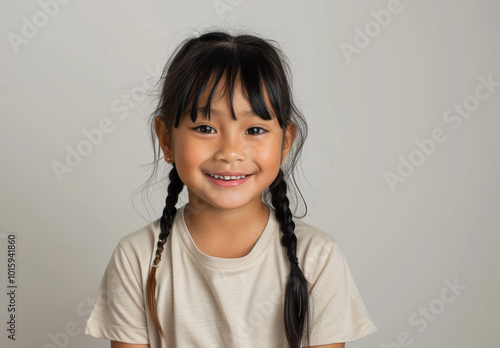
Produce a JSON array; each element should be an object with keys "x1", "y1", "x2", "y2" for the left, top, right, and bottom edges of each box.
[{"x1": 142, "y1": 29, "x2": 309, "y2": 348}]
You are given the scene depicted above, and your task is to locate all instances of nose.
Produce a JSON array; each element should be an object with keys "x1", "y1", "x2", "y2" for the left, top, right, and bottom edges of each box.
[{"x1": 213, "y1": 133, "x2": 246, "y2": 163}]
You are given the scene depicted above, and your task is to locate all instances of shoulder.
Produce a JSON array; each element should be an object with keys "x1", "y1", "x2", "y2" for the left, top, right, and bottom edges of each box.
[
  {"x1": 293, "y1": 217, "x2": 339, "y2": 256},
  {"x1": 107, "y1": 219, "x2": 160, "y2": 279},
  {"x1": 117, "y1": 218, "x2": 160, "y2": 255},
  {"x1": 292, "y1": 217, "x2": 347, "y2": 286}
]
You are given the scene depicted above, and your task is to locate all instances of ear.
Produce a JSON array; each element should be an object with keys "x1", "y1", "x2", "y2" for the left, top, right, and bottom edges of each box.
[
  {"x1": 281, "y1": 122, "x2": 297, "y2": 165},
  {"x1": 155, "y1": 117, "x2": 173, "y2": 161}
]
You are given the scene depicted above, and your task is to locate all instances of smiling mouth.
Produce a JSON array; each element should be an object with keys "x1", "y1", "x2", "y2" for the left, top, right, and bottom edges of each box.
[{"x1": 207, "y1": 174, "x2": 248, "y2": 181}]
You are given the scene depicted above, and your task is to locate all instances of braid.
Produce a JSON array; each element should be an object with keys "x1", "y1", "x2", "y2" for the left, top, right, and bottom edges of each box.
[
  {"x1": 146, "y1": 164, "x2": 184, "y2": 341},
  {"x1": 271, "y1": 169, "x2": 310, "y2": 348}
]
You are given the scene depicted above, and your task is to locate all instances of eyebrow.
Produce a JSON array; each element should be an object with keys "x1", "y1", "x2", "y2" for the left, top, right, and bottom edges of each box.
[{"x1": 197, "y1": 106, "x2": 258, "y2": 117}]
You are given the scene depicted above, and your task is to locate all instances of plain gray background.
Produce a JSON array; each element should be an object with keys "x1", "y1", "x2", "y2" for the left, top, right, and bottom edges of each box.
[{"x1": 1, "y1": 0, "x2": 499, "y2": 347}]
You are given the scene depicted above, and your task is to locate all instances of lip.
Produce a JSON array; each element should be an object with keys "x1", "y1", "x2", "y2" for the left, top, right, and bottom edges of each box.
[
  {"x1": 205, "y1": 172, "x2": 252, "y2": 187},
  {"x1": 208, "y1": 171, "x2": 248, "y2": 176}
]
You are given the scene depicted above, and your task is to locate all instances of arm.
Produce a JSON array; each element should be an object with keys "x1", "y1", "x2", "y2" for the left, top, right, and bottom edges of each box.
[
  {"x1": 305, "y1": 344, "x2": 345, "y2": 348},
  {"x1": 85, "y1": 241, "x2": 150, "y2": 345},
  {"x1": 111, "y1": 341, "x2": 150, "y2": 348}
]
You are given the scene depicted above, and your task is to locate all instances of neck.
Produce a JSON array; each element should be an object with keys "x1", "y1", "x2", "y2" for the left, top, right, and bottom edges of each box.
[{"x1": 184, "y1": 195, "x2": 270, "y2": 258}]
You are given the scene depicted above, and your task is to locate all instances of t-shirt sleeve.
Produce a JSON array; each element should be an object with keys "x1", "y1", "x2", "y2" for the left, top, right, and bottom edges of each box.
[
  {"x1": 84, "y1": 241, "x2": 150, "y2": 344},
  {"x1": 305, "y1": 241, "x2": 377, "y2": 345}
]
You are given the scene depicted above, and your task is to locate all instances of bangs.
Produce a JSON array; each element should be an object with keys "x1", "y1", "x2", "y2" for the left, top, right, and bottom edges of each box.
[{"x1": 172, "y1": 42, "x2": 288, "y2": 128}]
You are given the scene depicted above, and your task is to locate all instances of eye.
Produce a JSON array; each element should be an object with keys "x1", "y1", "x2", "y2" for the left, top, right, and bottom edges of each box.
[
  {"x1": 194, "y1": 125, "x2": 215, "y2": 134},
  {"x1": 246, "y1": 127, "x2": 267, "y2": 135}
]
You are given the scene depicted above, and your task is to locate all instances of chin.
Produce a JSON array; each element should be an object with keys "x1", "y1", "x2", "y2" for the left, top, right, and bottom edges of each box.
[
  {"x1": 208, "y1": 198, "x2": 252, "y2": 211},
  {"x1": 200, "y1": 192, "x2": 260, "y2": 211},
  {"x1": 187, "y1": 183, "x2": 264, "y2": 211}
]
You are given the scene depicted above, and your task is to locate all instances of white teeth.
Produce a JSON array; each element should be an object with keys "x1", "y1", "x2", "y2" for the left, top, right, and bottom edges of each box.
[{"x1": 208, "y1": 174, "x2": 246, "y2": 181}]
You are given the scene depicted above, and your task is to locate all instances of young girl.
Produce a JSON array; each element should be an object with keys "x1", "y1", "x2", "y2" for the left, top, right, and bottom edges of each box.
[{"x1": 85, "y1": 29, "x2": 377, "y2": 348}]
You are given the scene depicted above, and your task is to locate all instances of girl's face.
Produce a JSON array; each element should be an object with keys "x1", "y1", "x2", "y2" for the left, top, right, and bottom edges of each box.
[{"x1": 156, "y1": 77, "x2": 295, "y2": 212}]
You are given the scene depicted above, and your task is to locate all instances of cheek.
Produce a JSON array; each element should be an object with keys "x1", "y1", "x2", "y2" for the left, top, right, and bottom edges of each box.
[
  {"x1": 252, "y1": 137, "x2": 283, "y2": 168},
  {"x1": 264, "y1": 136, "x2": 284, "y2": 159},
  {"x1": 175, "y1": 142, "x2": 198, "y2": 163},
  {"x1": 171, "y1": 136, "x2": 205, "y2": 181}
]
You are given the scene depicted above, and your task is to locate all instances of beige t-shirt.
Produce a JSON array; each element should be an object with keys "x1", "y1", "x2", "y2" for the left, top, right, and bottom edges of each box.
[{"x1": 85, "y1": 204, "x2": 376, "y2": 347}]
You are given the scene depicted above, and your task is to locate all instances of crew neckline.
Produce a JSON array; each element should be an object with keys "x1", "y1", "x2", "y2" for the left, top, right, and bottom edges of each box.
[{"x1": 175, "y1": 204, "x2": 278, "y2": 269}]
